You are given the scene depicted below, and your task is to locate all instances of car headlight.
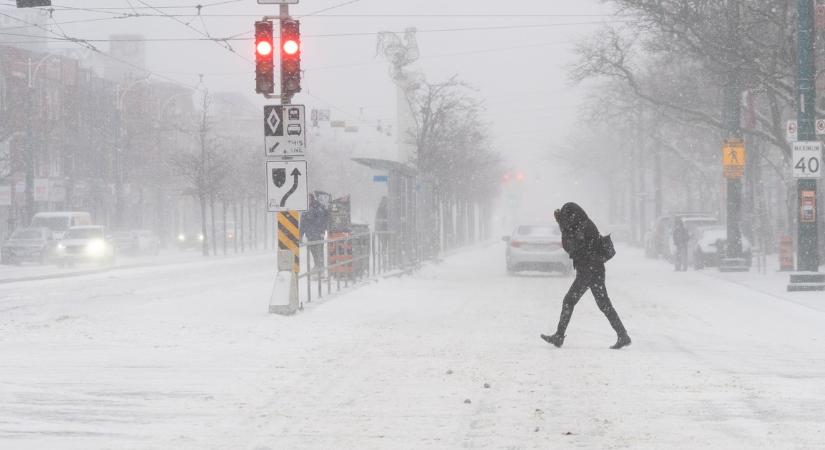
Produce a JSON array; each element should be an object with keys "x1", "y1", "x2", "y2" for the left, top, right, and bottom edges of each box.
[
  {"x1": 178, "y1": 233, "x2": 186, "y2": 242},
  {"x1": 57, "y1": 243, "x2": 66, "y2": 251},
  {"x1": 86, "y1": 239, "x2": 105, "y2": 257},
  {"x1": 198, "y1": 233, "x2": 204, "y2": 241}
]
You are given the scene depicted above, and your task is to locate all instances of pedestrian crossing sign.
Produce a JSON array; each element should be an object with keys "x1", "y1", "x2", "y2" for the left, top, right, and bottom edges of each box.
[{"x1": 722, "y1": 138, "x2": 745, "y2": 178}]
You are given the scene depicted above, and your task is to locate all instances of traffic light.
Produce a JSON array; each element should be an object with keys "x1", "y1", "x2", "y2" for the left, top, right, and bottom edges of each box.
[
  {"x1": 255, "y1": 20, "x2": 274, "y2": 95},
  {"x1": 280, "y1": 18, "x2": 301, "y2": 97}
]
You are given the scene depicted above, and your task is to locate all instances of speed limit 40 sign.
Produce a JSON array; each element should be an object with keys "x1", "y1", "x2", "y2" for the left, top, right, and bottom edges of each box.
[{"x1": 793, "y1": 141, "x2": 823, "y2": 179}]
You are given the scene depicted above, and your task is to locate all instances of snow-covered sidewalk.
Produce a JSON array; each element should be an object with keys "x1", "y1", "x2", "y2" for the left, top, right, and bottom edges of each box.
[{"x1": 0, "y1": 243, "x2": 823, "y2": 449}]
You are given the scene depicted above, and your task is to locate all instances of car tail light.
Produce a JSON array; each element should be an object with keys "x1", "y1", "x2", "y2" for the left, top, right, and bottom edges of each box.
[{"x1": 510, "y1": 240, "x2": 523, "y2": 248}]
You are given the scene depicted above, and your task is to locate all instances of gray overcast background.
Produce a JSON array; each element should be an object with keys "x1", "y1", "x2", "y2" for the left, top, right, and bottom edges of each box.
[{"x1": 4, "y1": 0, "x2": 616, "y2": 221}]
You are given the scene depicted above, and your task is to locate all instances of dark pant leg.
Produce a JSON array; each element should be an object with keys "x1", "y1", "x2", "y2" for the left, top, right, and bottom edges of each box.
[
  {"x1": 679, "y1": 246, "x2": 689, "y2": 271},
  {"x1": 309, "y1": 242, "x2": 324, "y2": 269},
  {"x1": 555, "y1": 272, "x2": 590, "y2": 335},
  {"x1": 590, "y1": 275, "x2": 628, "y2": 336}
]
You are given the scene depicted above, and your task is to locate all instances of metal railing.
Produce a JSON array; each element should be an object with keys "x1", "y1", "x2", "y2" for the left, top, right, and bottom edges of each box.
[{"x1": 297, "y1": 231, "x2": 395, "y2": 304}]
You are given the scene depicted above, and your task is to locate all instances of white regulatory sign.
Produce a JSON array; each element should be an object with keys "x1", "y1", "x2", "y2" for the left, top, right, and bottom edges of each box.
[
  {"x1": 266, "y1": 160, "x2": 308, "y2": 212},
  {"x1": 792, "y1": 141, "x2": 823, "y2": 179},
  {"x1": 786, "y1": 119, "x2": 825, "y2": 142},
  {"x1": 264, "y1": 104, "x2": 306, "y2": 157}
]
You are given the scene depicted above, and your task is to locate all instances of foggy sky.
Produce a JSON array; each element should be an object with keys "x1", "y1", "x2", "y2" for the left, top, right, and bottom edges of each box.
[{"x1": 2, "y1": 0, "x2": 616, "y2": 221}]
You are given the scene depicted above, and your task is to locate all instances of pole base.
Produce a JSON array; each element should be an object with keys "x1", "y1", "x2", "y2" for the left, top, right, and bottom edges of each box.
[
  {"x1": 719, "y1": 258, "x2": 750, "y2": 272},
  {"x1": 787, "y1": 272, "x2": 825, "y2": 292},
  {"x1": 269, "y1": 270, "x2": 299, "y2": 315}
]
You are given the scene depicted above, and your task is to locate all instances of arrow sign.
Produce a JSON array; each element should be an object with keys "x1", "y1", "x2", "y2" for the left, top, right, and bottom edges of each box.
[
  {"x1": 266, "y1": 160, "x2": 307, "y2": 212},
  {"x1": 280, "y1": 168, "x2": 301, "y2": 207}
]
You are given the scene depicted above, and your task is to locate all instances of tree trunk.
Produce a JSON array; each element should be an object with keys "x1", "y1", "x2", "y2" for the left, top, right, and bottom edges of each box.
[
  {"x1": 239, "y1": 200, "x2": 245, "y2": 252},
  {"x1": 247, "y1": 197, "x2": 254, "y2": 250},
  {"x1": 233, "y1": 202, "x2": 239, "y2": 253},
  {"x1": 222, "y1": 199, "x2": 228, "y2": 255},
  {"x1": 199, "y1": 192, "x2": 209, "y2": 256},
  {"x1": 209, "y1": 192, "x2": 217, "y2": 257}
]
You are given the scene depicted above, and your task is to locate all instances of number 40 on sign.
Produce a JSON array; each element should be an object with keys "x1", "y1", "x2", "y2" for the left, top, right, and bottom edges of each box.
[{"x1": 792, "y1": 141, "x2": 823, "y2": 179}]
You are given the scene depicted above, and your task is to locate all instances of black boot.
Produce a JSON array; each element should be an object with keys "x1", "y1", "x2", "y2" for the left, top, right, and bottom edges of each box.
[
  {"x1": 541, "y1": 333, "x2": 565, "y2": 348},
  {"x1": 610, "y1": 333, "x2": 631, "y2": 350}
]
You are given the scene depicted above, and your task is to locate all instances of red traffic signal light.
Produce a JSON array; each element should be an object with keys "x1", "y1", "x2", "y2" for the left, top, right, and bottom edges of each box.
[
  {"x1": 256, "y1": 40, "x2": 272, "y2": 57},
  {"x1": 282, "y1": 38, "x2": 299, "y2": 56},
  {"x1": 280, "y1": 18, "x2": 301, "y2": 97},
  {"x1": 255, "y1": 20, "x2": 274, "y2": 95}
]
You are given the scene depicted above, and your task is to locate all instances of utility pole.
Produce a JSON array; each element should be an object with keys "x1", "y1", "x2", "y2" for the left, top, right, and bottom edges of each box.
[
  {"x1": 788, "y1": 0, "x2": 825, "y2": 290},
  {"x1": 720, "y1": 0, "x2": 748, "y2": 272}
]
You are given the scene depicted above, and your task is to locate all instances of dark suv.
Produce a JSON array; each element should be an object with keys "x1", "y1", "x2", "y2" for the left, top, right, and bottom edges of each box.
[{"x1": 1, "y1": 227, "x2": 56, "y2": 265}]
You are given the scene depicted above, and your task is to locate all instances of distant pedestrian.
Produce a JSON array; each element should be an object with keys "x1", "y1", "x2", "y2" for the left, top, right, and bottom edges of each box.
[
  {"x1": 672, "y1": 219, "x2": 690, "y2": 272},
  {"x1": 300, "y1": 193, "x2": 329, "y2": 273},
  {"x1": 541, "y1": 202, "x2": 631, "y2": 350}
]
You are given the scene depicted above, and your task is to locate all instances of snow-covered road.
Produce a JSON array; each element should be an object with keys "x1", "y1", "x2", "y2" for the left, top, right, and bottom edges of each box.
[{"x1": 1, "y1": 243, "x2": 824, "y2": 449}]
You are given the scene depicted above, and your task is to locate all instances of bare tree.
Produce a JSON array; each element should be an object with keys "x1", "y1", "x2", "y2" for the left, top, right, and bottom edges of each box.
[{"x1": 170, "y1": 92, "x2": 229, "y2": 256}]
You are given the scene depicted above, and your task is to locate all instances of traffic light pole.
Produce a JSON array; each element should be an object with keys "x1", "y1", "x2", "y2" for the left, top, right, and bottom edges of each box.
[
  {"x1": 789, "y1": 0, "x2": 823, "y2": 291},
  {"x1": 268, "y1": 3, "x2": 301, "y2": 314}
]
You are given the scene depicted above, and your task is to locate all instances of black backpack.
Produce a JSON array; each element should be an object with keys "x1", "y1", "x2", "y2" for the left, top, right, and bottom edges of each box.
[{"x1": 598, "y1": 234, "x2": 616, "y2": 263}]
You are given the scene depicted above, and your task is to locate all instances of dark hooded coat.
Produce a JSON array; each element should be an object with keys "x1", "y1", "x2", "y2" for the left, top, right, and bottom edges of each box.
[
  {"x1": 301, "y1": 197, "x2": 329, "y2": 241},
  {"x1": 555, "y1": 202, "x2": 603, "y2": 272}
]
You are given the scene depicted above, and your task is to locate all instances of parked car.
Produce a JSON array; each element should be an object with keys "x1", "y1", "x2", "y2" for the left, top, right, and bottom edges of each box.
[
  {"x1": 692, "y1": 226, "x2": 752, "y2": 269},
  {"x1": 605, "y1": 224, "x2": 632, "y2": 244},
  {"x1": 1, "y1": 227, "x2": 55, "y2": 265},
  {"x1": 112, "y1": 230, "x2": 160, "y2": 256},
  {"x1": 503, "y1": 224, "x2": 572, "y2": 275},
  {"x1": 30, "y1": 211, "x2": 92, "y2": 240},
  {"x1": 112, "y1": 230, "x2": 140, "y2": 255},
  {"x1": 645, "y1": 213, "x2": 718, "y2": 260},
  {"x1": 55, "y1": 226, "x2": 115, "y2": 267},
  {"x1": 134, "y1": 230, "x2": 161, "y2": 254}
]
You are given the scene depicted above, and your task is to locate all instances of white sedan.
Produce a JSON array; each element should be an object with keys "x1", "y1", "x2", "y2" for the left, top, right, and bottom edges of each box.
[
  {"x1": 503, "y1": 225, "x2": 572, "y2": 275},
  {"x1": 55, "y1": 226, "x2": 116, "y2": 267}
]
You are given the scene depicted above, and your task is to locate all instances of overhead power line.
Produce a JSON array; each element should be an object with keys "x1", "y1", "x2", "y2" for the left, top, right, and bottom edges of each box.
[
  {"x1": 0, "y1": 10, "x2": 200, "y2": 91},
  {"x1": 0, "y1": 20, "x2": 633, "y2": 43}
]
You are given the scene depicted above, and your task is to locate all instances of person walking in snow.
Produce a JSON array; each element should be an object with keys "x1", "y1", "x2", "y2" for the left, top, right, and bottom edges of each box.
[
  {"x1": 300, "y1": 193, "x2": 329, "y2": 273},
  {"x1": 672, "y1": 218, "x2": 690, "y2": 272},
  {"x1": 541, "y1": 202, "x2": 631, "y2": 350}
]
